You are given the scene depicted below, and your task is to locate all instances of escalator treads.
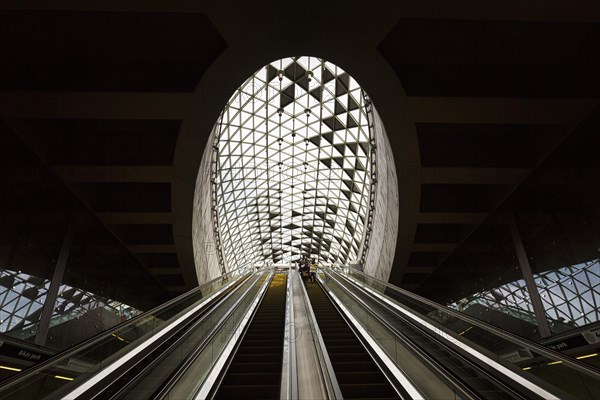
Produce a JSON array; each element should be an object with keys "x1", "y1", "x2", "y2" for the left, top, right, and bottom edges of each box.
[
  {"x1": 214, "y1": 274, "x2": 287, "y2": 400},
  {"x1": 306, "y1": 283, "x2": 399, "y2": 399}
]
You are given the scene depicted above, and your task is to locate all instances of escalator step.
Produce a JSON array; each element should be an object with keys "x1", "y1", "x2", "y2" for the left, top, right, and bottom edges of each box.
[
  {"x1": 215, "y1": 274, "x2": 287, "y2": 399},
  {"x1": 215, "y1": 384, "x2": 277, "y2": 399},
  {"x1": 237, "y1": 346, "x2": 283, "y2": 354},
  {"x1": 227, "y1": 362, "x2": 281, "y2": 374},
  {"x1": 242, "y1": 335, "x2": 283, "y2": 342},
  {"x1": 221, "y1": 372, "x2": 280, "y2": 386},
  {"x1": 329, "y1": 353, "x2": 373, "y2": 363},
  {"x1": 246, "y1": 328, "x2": 284, "y2": 334},
  {"x1": 320, "y1": 333, "x2": 357, "y2": 340},
  {"x1": 331, "y1": 361, "x2": 379, "y2": 372},
  {"x1": 335, "y1": 371, "x2": 390, "y2": 384},
  {"x1": 339, "y1": 383, "x2": 398, "y2": 398},
  {"x1": 239, "y1": 339, "x2": 283, "y2": 346},
  {"x1": 307, "y1": 283, "x2": 400, "y2": 399},
  {"x1": 233, "y1": 352, "x2": 282, "y2": 364},
  {"x1": 327, "y1": 345, "x2": 367, "y2": 353},
  {"x1": 322, "y1": 339, "x2": 361, "y2": 346}
]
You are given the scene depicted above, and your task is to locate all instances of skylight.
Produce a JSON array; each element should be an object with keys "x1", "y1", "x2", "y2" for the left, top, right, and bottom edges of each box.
[
  {"x1": 450, "y1": 259, "x2": 600, "y2": 332},
  {"x1": 0, "y1": 268, "x2": 141, "y2": 338},
  {"x1": 212, "y1": 56, "x2": 375, "y2": 269}
]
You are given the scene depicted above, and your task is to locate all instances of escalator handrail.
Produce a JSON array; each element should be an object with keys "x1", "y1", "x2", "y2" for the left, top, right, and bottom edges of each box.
[
  {"x1": 83, "y1": 269, "x2": 271, "y2": 400},
  {"x1": 281, "y1": 266, "x2": 298, "y2": 400},
  {"x1": 55, "y1": 272, "x2": 258, "y2": 400},
  {"x1": 295, "y1": 269, "x2": 343, "y2": 400},
  {"x1": 328, "y1": 270, "x2": 576, "y2": 399},
  {"x1": 0, "y1": 266, "x2": 253, "y2": 393},
  {"x1": 195, "y1": 271, "x2": 275, "y2": 400},
  {"x1": 325, "y1": 269, "x2": 538, "y2": 400},
  {"x1": 331, "y1": 265, "x2": 600, "y2": 381},
  {"x1": 316, "y1": 273, "x2": 424, "y2": 400}
]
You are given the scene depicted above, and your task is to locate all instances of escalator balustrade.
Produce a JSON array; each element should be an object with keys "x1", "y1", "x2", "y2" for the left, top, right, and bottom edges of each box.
[
  {"x1": 214, "y1": 274, "x2": 287, "y2": 399},
  {"x1": 306, "y1": 282, "x2": 399, "y2": 400}
]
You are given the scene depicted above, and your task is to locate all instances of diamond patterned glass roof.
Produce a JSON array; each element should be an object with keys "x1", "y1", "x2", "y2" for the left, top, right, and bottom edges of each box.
[
  {"x1": 0, "y1": 268, "x2": 141, "y2": 338},
  {"x1": 212, "y1": 57, "x2": 374, "y2": 269},
  {"x1": 451, "y1": 259, "x2": 600, "y2": 331}
]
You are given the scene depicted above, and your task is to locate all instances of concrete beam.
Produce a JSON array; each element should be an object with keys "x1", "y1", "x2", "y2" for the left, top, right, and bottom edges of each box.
[
  {"x1": 410, "y1": 243, "x2": 458, "y2": 252},
  {"x1": 0, "y1": 92, "x2": 193, "y2": 120},
  {"x1": 165, "y1": 285, "x2": 188, "y2": 292},
  {"x1": 408, "y1": 97, "x2": 599, "y2": 125},
  {"x1": 53, "y1": 166, "x2": 173, "y2": 183},
  {"x1": 418, "y1": 212, "x2": 488, "y2": 225},
  {"x1": 97, "y1": 212, "x2": 173, "y2": 225},
  {"x1": 404, "y1": 266, "x2": 437, "y2": 274},
  {"x1": 148, "y1": 268, "x2": 182, "y2": 275},
  {"x1": 2, "y1": 0, "x2": 600, "y2": 23},
  {"x1": 422, "y1": 167, "x2": 530, "y2": 185},
  {"x1": 127, "y1": 244, "x2": 176, "y2": 253},
  {"x1": 399, "y1": 284, "x2": 420, "y2": 292},
  {"x1": 0, "y1": 0, "x2": 206, "y2": 13}
]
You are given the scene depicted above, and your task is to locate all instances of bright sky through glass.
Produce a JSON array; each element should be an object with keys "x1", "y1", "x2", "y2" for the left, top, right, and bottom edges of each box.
[
  {"x1": 451, "y1": 259, "x2": 600, "y2": 329},
  {"x1": 0, "y1": 268, "x2": 140, "y2": 336},
  {"x1": 213, "y1": 57, "x2": 374, "y2": 269}
]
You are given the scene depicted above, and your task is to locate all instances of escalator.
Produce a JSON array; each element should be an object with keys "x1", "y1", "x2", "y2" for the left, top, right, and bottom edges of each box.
[
  {"x1": 4, "y1": 268, "x2": 600, "y2": 400},
  {"x1": 0, "y1": 268, "x2": 254, "y2": 400},
  {"x1": 306, "y1": 282, "x2": 399, "y2": 399},
  {"x1": 332, "y1": 273, "x2": 522, "y2": 399},
  {"x1": 213, "y1": 273, "x2": 287, "y2": 399}
]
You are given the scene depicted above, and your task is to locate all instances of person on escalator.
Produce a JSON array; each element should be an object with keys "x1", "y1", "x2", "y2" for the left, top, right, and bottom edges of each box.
[
  {"x1": 300, "y1": 262, "x2": 310, "y2": 287},
  {"x1": 309, "y1": 259, "x2": 318, "y2": 283},
  {"x1": 297, "y1": 255, "x2": 306, "y2": 272}
]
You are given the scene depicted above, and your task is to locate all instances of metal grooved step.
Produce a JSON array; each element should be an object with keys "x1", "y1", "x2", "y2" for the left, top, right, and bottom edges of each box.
[
  {"x1": 306, "y1": 283, "x2": 399, "y2": 400},
  {"x1": 214, "y1": 274, "x2": 287, "y2": 399}
]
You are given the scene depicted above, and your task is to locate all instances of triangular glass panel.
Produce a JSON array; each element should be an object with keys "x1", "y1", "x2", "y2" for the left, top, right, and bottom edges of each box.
[
  {"x1": 334, "y1": 144, "x2": 346, "y2": 156},
  {"x1": 280, "y1": 84, "x2": 295, "y2": 109},
  {"x1": 322, "y1": 116, "x2": 336, "y2": 131},
  {"x1": 347, "y1": 114, "x2": 359, "y2": 129},
  {"x1": 335, "y1": 99, "x2": 346, "y2": 115},
  {"x1": 322, "y1": 132, "x2": 334, "y2": 144},
  {"x1": 335, "y1": 77, "x2": 349, "y2": 96},
  {"x1": 332, "y1": 157, "x2": 344, "y2": 169},
  {"x1": 309, "y1": 87, "x2": 322, "y2": 101},
  {"x1": 296, "y1": 75, "x2": 310, "y2": 92},
  {"x1": 322, "y1": 67, "x2": 335, "y2": 83},
  {"x1": 347, "y1": 94, "x2": 360, "y2": 111},
  {"x1": 309, "y1": 136, "x2": 321, "y2": 147}
]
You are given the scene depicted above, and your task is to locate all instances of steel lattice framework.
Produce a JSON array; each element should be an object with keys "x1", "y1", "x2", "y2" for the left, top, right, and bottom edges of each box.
[
  {"x1": 452, "y1": 259, "x2": 600, "y2": 330},
  {"x1": 211, "y1": 57, "x2": 376, "y2": 271},
  {"x1": 0, "y1": 268, "x2": 140, "y2": 338}
]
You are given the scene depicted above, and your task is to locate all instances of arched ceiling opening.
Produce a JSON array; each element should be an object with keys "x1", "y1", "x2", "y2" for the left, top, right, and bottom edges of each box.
[{"x1": 211, "y1": 56, "x2": 375, "y2": 269}]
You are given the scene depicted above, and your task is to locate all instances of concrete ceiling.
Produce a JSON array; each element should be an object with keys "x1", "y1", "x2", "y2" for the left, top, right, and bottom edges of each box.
[{"x1": 1, "y1": 0, "x2": 599, "y2": 296}]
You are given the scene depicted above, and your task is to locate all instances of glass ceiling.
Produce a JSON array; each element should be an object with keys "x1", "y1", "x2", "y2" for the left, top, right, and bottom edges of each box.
[
  {"x1": 451, "y1": 259, "x2": 600, "y2": 332},
  {"x1": 212, "y1": 56, "x2": 375, "y2": 270},
  {"x1": 0, "y1": 268, "x2": 141, "y2": 339}
]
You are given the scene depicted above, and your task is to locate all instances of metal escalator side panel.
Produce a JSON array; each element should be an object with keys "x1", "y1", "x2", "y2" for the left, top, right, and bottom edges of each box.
[
  {"x1": 291, "y1": 268, "x2": 343, "y2": 400},
  {"x1": 102, "y1": 270, "x2": 271, "y2": 400},
  {"x1": 306, "y1": 280, "x2": 411, "y2": 399},
  {"x1": 339, "y1": 266, "x2": 600, "y2": 381},
  {"x1": 160, "y1": 271, "x2": 273, "y2": 400},
  {"x1": 209, "y1": 273, "x2": 288, "y2": 400},
  {"x1": 0, "y1": 268, "x2": 253, "y2": 400},
  {"x1": 323, "y1": 271, "x2": 515, "y2": 400},
  {"x1": 329, "y1": 269, "x2": 567, "y2": 400},
  {"x1": 280, "y1": 268, "x2": 297, "y2": 400},
  {"x1": 313, "y1": 276, "x2": 423, "y2": 400},
  {"x1": 52, "y1": 271, "x2": 259, "y2": 400}
]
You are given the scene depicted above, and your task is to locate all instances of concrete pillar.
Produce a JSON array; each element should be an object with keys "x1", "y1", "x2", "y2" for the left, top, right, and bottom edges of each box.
[
  {"x1": 508, "y1": 211, "x2": 552, "y2": 338},
  {"x1": 34, "y1": 210, "x2": 78, "y2": 346}
]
